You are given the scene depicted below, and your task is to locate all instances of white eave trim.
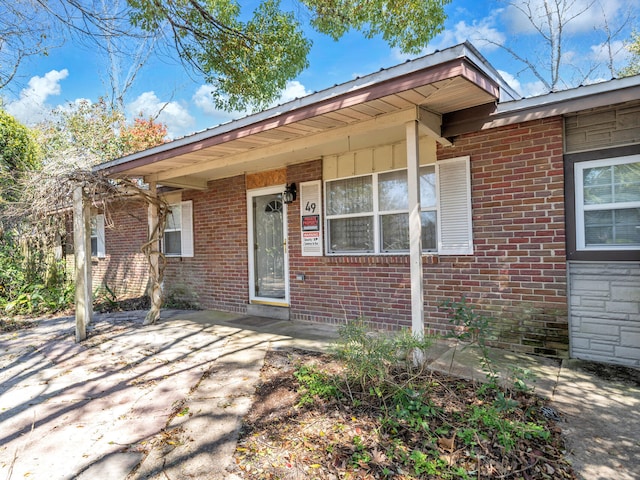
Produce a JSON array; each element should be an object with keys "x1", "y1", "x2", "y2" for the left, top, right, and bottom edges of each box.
[
  {"x1": 94, "y1": 42, "x2": 513, "y2": 174},
  {"x1": 492, "y1": 75, "x2": 640, "y2": 123}
]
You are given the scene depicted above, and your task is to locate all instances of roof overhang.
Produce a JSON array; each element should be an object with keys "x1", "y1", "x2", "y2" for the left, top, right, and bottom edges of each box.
[
  {"x1": 443, "y1": 74, "x2": 640, "y2": 137},
  {"x1": 95, "y1": 43, "x2": 512, "y2": 190}
]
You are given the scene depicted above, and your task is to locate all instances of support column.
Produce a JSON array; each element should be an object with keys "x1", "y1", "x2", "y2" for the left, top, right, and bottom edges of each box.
[
  {"x1": 406, "y1": 121, "x2": 425, "y2": 341},
  {"x1": 144, "y1": 181, "x2": 162, "y2": 325},
  {"x1": 73, "y1": 185, "x2": 92, "y2": 342}
]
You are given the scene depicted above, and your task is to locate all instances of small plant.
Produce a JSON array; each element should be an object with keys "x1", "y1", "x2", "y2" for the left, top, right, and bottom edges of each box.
[
  {"x1": 333, "y1": 319, "x2": 433, "y2": 392},
  {"x1": 440, "y1": 295, "x2": 499, "y2": 384},
  {"x1": 392, "y1": 387, "x2": 438, "y2": 433},
  {"x1": 294, "y1": 364, "x2": 342, "y2": 406},
  {"x1": 350, "y1": 435, "x2": 372, "y2": 467}
]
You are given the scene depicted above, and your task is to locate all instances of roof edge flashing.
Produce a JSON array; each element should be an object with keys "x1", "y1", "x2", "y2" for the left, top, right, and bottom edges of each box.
[{"x1": 95, "y1": 42, "x2": 505, "y2": 174}]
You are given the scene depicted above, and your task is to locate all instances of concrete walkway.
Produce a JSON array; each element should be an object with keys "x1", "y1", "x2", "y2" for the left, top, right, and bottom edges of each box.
[{"x1": 0, "y1": 309, "x2": 638, "y2": 480}]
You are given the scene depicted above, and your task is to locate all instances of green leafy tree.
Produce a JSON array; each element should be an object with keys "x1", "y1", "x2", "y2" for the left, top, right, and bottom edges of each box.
[
  {"x1": 620, "y1": 30, "x2": 640, "y2": 77},
  {"x1": 0, "y1": 109, "x2": 40, "y2": 205},
  {"x1": 1, "y1": 0, "x2": 451, "y2": 112},
  {"x1": 37, "y1": 99, "x2": 168, "y2": 165}
]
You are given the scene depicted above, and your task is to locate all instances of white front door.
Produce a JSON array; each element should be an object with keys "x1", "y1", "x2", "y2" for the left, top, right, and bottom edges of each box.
[{"x1": 247, "y1": 186, "x2": 289, "y2": 305}]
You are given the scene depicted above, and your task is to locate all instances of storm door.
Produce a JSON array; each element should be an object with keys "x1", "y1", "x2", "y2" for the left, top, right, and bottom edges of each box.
[{"x1": 248, "y1": 187, "x2": 289, "y2": 304}]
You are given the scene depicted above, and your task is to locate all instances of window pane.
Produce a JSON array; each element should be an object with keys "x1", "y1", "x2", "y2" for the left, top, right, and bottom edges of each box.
[
  {"x1": 614, "y1": 208, "x2": 640, "y2": 245},
  {"x1": 583, "y1": 166, "x2": 612, "y2": 205},
  {"x1": 421, "y1": 211, "x2": 437, "y2": 251},
  {"x1": 381, "y1": 213, "x2": 408, "y2": 251},
  {"x1": 420, "y1": 166, "x2": 436, "y2": 207},
  {"x1": 164, "y1": 231, "x2": 182, "y2": 255},
  {"x1": 585, "y1": 208, "x2": 640, "y2": 246},
  {"x1": 91, "y1": 237, "x2": 98, "y2": 256},
  {"x1": 326, "y1": 177, "x2": 372, "y2": 215},
  {"x1": 378, "y1": 170, "x2": 408, "y2": 211},
  {"x1": 166, "y1": 207, "x2": 182, "y2": 230},
  {"x1": 328, "y1": 217, "x2": 373, "y2": 252},
  {"x1": 614, "y1": 162, "x2": 640, "y2": 202}
]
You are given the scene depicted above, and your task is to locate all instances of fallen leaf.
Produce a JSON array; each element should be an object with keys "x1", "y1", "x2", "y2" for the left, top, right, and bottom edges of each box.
[{"x1": 438, "y1": 435, "x2": 456, "y2": 452}]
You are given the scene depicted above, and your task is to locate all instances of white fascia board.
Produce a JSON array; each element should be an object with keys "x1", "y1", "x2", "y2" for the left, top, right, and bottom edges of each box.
[{"x1": 95, "y1": 42, "x2": 509, "y2": 174}]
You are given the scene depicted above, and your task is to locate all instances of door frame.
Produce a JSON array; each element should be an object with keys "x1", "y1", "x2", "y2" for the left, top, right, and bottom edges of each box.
[{"x1": 247, "y1": 185, "x2": 290, "y2": 306}]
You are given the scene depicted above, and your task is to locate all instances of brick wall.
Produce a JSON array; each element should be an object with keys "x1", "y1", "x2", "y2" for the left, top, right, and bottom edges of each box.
[
  {"x1": 74, "y1": 116, "x2": 569, "y2": 357},
  {"x1": 163, "y1": 175, "x2": 249, "y2": 313},
  {"x1": 67, "y1": 200, "x2": 150, "y2": 300},
  {"x1": 287, "y1": 118, "x2": 569, "y2": 357}
]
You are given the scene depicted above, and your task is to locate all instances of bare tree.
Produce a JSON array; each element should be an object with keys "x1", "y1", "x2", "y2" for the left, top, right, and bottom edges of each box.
[
  {"x1": 488, "y1": 0, "x2": 635, "y2": 92},
  {"x1": 0, "y1": 2, "x2": 53, "y2": 90},
  {"x1": 6, "y1": 151, "x2": 170, "y2": 330}
]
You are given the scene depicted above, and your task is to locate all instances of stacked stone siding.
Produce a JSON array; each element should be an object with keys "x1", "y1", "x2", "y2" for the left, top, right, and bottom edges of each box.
[{"x1": 569, "y1": 262, "x2": 640, "y2": 367}]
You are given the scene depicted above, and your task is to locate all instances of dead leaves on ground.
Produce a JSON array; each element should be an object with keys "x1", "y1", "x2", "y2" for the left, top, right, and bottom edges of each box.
[{"x1": 233, "y1": 349, "x2": 575, "y2": 479}]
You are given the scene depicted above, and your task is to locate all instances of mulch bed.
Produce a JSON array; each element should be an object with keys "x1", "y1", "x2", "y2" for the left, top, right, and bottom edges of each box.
[{"x1": 231, "y1": 348, "x2": 576, "y2": 479}]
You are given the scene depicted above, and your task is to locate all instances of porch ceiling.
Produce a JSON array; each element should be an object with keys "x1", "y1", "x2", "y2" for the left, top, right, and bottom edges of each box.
[{"x1": 102, "y1": 54, "x2": 501, "y2": 189}]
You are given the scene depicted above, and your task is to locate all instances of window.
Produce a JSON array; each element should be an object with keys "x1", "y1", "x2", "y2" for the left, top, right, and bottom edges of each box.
[
  {"x1": 90, "y1": 214, "x2": 105, "y2": 258},
  {"x1": 163, "y1": 201, "x2": 194, "y2": 257},
  {"x1": 325, "y1": 156, "x2": 471, "y2": 255},
  {"x1": 575, "y1": 155, "x2": 640, "y2": 250}
]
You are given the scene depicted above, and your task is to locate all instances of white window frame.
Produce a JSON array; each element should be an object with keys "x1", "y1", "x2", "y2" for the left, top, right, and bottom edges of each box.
[
  {"x1": 162, "y1": 201, "x2": 194, "y2": 257},
  {"x1": 90, "y1": 214, "x2": 106, "y2": 258},
  {"x1": 575, "y1": 154, "x2": 640, "y2": 251},
  {"x1": 324, "y1": 157, "x2": 472, "y2": 255}
]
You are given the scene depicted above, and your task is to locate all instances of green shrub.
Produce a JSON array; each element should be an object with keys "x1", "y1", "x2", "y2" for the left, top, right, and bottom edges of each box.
[{"x1": 0, "y1": 233, "x2": 73, "y2": 315}]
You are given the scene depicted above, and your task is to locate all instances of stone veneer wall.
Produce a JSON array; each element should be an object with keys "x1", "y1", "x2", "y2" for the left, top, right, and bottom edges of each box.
[{"x1": 569, "y1": 262, "x2": 640, "y2": 367}]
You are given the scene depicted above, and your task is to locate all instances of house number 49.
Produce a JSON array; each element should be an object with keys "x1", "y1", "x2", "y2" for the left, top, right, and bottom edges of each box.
[{"x1": 305, "y1": 202, "x2": 316, "y2": 213}]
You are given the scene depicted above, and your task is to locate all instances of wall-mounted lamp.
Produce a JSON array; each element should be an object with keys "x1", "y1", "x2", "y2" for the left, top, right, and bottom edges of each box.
[{"x1": 283, "y1": 183, "x2": 297, "y2": 204}]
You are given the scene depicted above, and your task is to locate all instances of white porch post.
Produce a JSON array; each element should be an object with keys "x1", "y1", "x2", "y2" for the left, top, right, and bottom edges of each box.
[
  {"x1": 406, "y1": 120, "x2": 425, "y2": 341},
  {"x1": 144, "y1": 181, "x2": 162, "y2": 325},
  {"x1": 73, "y1": 185, "x2": 92, "y2": 342}
]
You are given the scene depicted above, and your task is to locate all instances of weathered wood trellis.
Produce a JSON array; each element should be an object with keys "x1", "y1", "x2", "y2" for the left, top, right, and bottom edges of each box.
[{"x1": 70, "y1": 175, "x2": 168, "y2": 341}]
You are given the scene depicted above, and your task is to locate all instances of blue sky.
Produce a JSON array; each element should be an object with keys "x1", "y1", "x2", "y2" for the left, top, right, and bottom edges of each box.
[{"x1": 2, "y1": 0, "x2": 638, "y2": 139}]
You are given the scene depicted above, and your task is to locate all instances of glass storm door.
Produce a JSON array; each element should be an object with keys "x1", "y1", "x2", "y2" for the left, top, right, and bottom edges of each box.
[{"x1": 248, "y1": 187, "x2": 289, "y2": 304}]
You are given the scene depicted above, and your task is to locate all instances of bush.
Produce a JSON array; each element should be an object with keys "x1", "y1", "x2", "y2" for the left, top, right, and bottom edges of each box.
[{"x1": 0, "y1": 233, "x2": 73, "y2": 315}]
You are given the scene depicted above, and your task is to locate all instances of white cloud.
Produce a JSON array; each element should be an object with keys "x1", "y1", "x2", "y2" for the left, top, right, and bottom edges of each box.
[
  {"x1": 589, "y1": 40, "x2": 631, "y2": 67},
  {"x1": 127, "y1": 91, "x2": 195, "y2": 139},
  {"x1": 274, "y1": 80, "x2": 312, "y2": 104},
  {"x1": 392, "y1": 10, "x2": 506, "y2": 62},
  {"x1": 432, "y1": 19, "x2": 506, "y2": 53},
  {"x1": 520, "y1": 80, "x2": 549, "y2": 98},
  {"x1": 502, "y1": 0, "x2": 635, "y2": 36},
  {"x1": 192, "y1": 80, "x2": 313, "y2": 129},
  {"x1": 497, "y1": 69, "x2": 522, "y2": 94},
  {"x1": 5, "y1": 69, "x2": 69, "y2": 125}
]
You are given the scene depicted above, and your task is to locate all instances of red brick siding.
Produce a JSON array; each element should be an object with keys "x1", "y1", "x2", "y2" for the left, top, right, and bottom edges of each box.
[
  {"x1": 163, "y1": 175, "x2": 249, "y2": 312},
  {"x1": 287, "y1": 118, "x2": 568, "y2": 357},
  {"x1": 436, "y1": 118, "x2": 567, "y2": 356},
  {"x1": 66, "y1": 201, "x2": 150, "y2": 300},
  {"x1": 71, "y1": 116, "x2": 568, "y2": 357}
]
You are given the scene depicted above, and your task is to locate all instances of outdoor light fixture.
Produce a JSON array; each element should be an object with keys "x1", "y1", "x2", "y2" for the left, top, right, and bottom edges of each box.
[{"x1": 283, "y1": 183, "x2": 297, "y2": 204}]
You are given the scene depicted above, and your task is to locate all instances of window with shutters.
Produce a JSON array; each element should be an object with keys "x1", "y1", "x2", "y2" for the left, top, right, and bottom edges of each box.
[
  {"x1": 324, "y1": 156, "x2": 472, "y2": 255},
  {"x1": 162, "y1": 201, "x2": 194, "y2": 257}
]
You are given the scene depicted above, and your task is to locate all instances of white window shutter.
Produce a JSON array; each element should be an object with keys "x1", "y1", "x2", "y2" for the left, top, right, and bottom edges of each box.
[
  {"x1": 437, "y1": 156, "x2": 473, "y2": 255},
  {"x1": 96, "y1": 214, "x2": 106, "y2": 258},
  {"x1": 180, "y1": 200, "x2": 194, "y2": 257}
]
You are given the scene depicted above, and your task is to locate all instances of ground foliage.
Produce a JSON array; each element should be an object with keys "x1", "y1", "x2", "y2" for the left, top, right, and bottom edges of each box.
[{"x1": 233, "y1": 347, "x2": 576, "y2": 479}]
